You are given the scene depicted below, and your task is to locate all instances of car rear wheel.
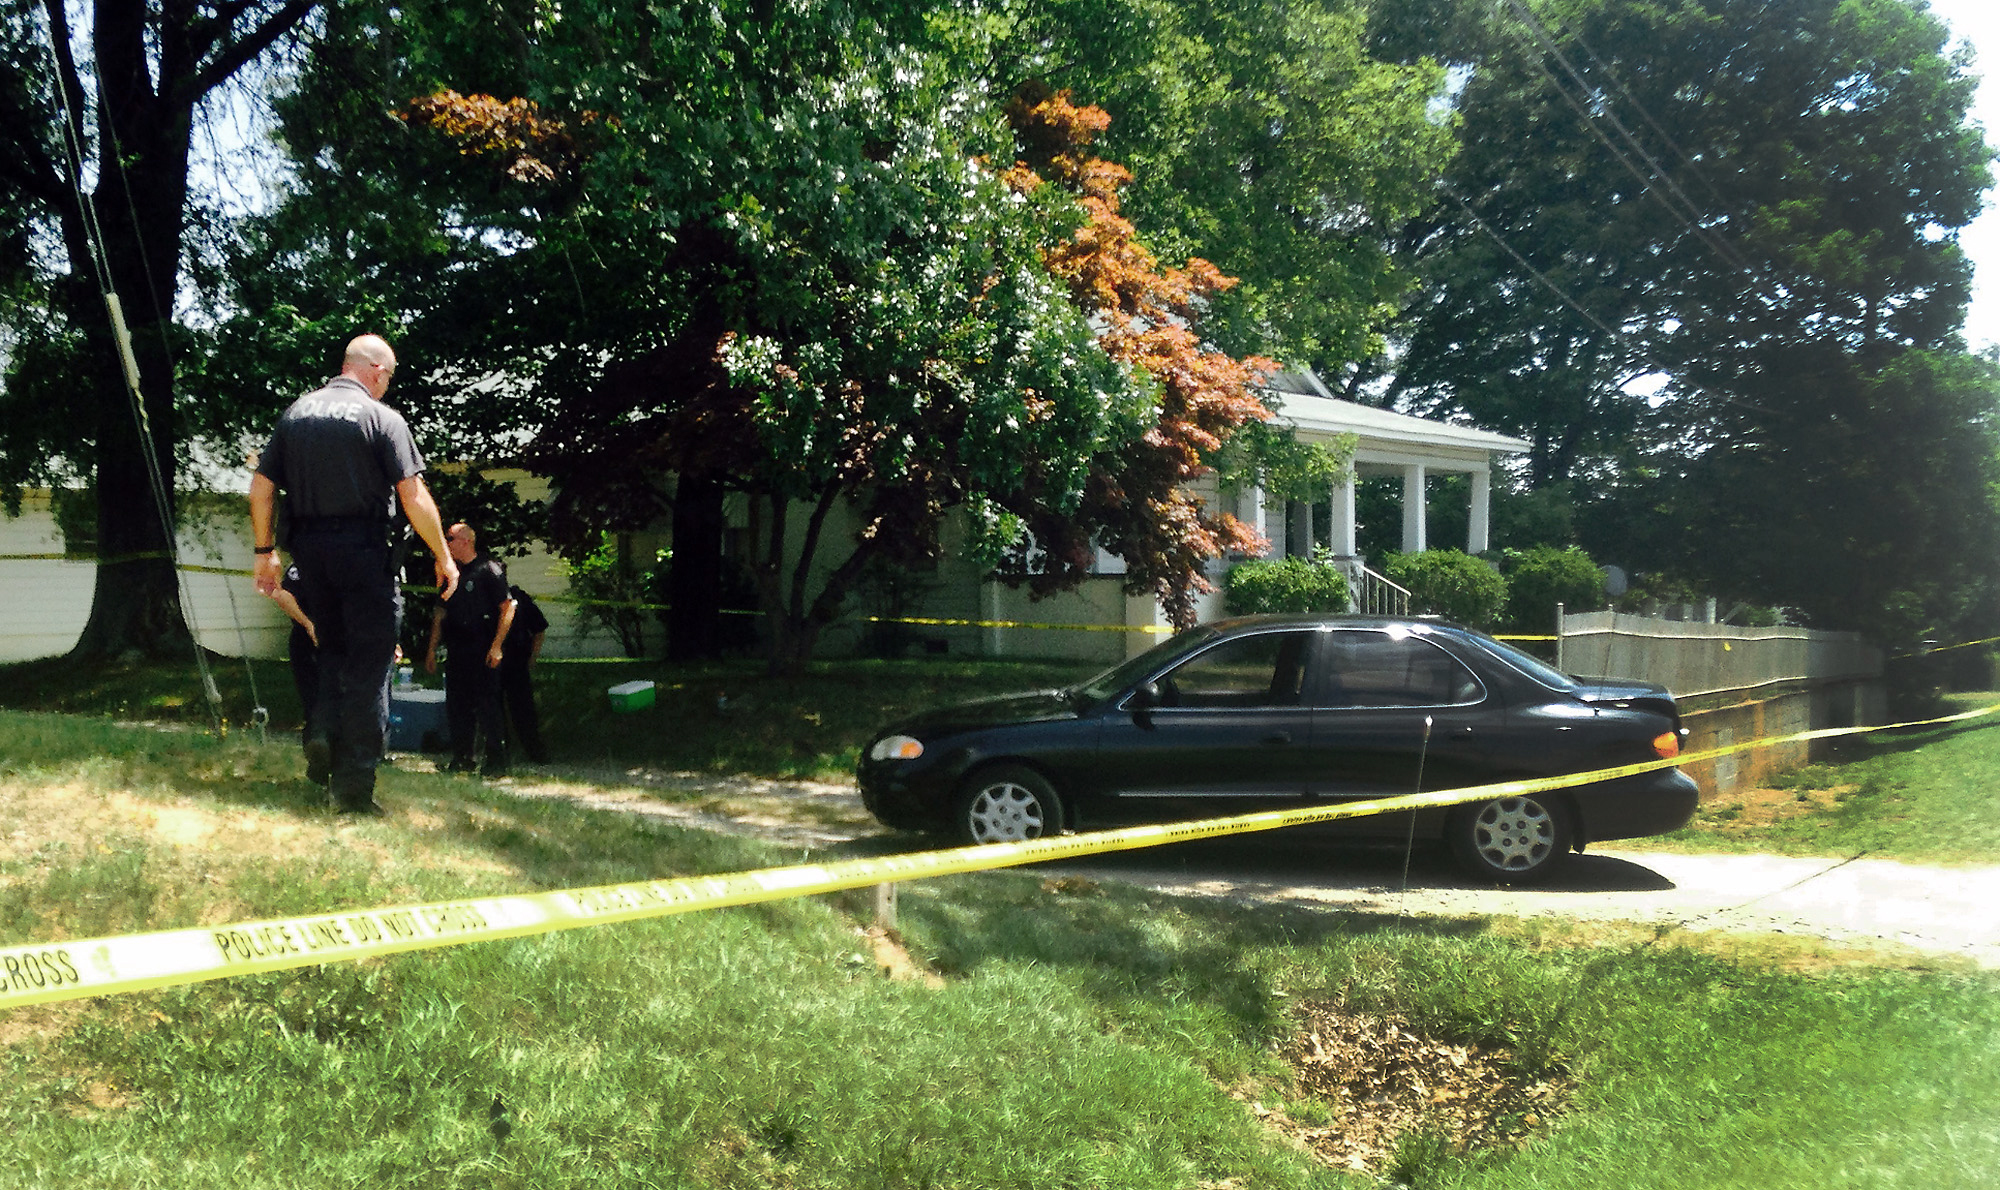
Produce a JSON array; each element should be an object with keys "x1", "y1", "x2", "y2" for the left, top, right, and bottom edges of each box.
[
  {"x1": 1450, "y1": 793, "x2": 1572, "y2": 884},
  {"x1": 956, "y1": 765, "x2": 1062, "y2": 845}
]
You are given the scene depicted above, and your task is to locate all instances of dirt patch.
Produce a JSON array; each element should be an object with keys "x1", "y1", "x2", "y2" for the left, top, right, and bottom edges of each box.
[
  {"x1": 1253, "y1": 1000, "x2": 1572, "y2": 1175},
  {"x1": 859, "y1": 925, "x2": 945, "y2": 988},
  {"x1": 0, "y1": 783, "x2": 316, "y2": 869},
  {"x1": 483, "y1": 764, "x2": 876, "y2": 847},
  {"x1": 1688, "y1": 783, "x2": 1854, "y2": 835}
]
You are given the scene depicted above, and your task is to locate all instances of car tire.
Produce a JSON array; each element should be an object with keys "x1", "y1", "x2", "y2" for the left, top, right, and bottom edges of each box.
[
  {"x1": 1449, "y1": 792, "x2": 1572, "y2": 884},
  {"x1": 955, "y1": 764, "x2": 1062, "y2": 845}
]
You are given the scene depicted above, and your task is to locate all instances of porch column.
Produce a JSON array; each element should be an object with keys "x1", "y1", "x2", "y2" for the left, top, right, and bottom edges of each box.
[
  {"x1": 1330, "y1": 469, "x2": 1357, "y2": 557},
  {"x1": 1288, "y1": 499, "x2": 1315, "y2": 558},
  {"x1": 1468, "y1": 468, "x2": 1491, "y2": 555},
  {"x1": 1400, "y1": 464, "x2": 1427, "y2": 553},
  {"x1": 1243, "y1": 484, "x2": 1273, "y2": 556}
]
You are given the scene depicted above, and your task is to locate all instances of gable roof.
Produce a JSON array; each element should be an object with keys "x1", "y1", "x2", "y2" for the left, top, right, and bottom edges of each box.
[{"x1": 1261, "y1": 371, "x2": 1531, "y2": 457}]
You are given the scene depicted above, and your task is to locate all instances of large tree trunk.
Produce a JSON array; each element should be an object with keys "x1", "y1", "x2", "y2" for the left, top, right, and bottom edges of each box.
[
  {"x1": 39, "y1": 0, "x2": 322, "y2": 660},
  {"x1": 68, "y1": 82, "x2": 194, "y2": 660},
  {"x1": 666, "y1": 472, "x2": 726, "y2": 661}
]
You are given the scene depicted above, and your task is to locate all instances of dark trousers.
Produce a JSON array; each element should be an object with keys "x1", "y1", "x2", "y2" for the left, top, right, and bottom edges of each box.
[
  {"x1": 499, "y1": 657, "x2": 547, "y2": 763},
  {"x1": 290, "y1": 527, "x2": 400, "y2": 807},
  {"x1": 445, "y1": 642, "x2": 506, "y2": 766},
  {"x1": 288, "y1": 623, "x2": 319, "y2": 747}
]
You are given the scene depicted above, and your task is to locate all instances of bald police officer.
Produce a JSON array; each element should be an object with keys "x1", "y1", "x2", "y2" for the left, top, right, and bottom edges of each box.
[{"x1": 250, "y1": 334, "x2": 458, "y2": 814}]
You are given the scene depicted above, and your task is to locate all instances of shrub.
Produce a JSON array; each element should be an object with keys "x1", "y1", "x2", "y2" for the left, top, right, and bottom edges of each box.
[
  {"x1": 1503, "y1": 545, "x2": 1605, "y2": 634},
  {"x1": 563, "y1": 532, "x2": 668, "y2": 658},
  {"x1": 1384, "y1": 549, "x2": 1507, "y2": 628},
  {"x1": 1222, "y1": 555, "x2": 1351, "y2": 614}
]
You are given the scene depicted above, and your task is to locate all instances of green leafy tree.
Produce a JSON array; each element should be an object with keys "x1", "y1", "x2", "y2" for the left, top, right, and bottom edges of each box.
[
  {"x1": 562, "y1": 533, "x2": 666, "y2": 659},
  {"x1": 986, "y1": 86, "x2": 1279, "y2": 627},
  {"x1": 269, "y1": 3, "x2": 1323, "y2": 668},
  {"x1": 1647, "y1": 349, "x2": 2000, "y2": 645},
  {"x1": 0, "y1": 1, "x2": 323, "y2": 659},
  {"x1": 1371, "y1": 0, "x2": 1996, "y2": 640},
  {"x1": 424, "y1": 5, "x2": 1164, "y2": 674},
  {"x1": 938, "y1": 0, "x2": 1456, "y2": 374}
]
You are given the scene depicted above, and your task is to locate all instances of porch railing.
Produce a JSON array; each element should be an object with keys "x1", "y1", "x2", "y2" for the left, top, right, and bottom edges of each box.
[{"x1": 1352, "y1": 565, "x2": 1411, "y2": 617}]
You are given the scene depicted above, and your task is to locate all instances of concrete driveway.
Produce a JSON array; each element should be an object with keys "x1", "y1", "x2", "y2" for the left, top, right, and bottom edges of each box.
[
  {"x1": 498, "y1": 769, "x2": 2000, "y2": 969},
  {"x1": 1035, "y1": 830, "x2": 2000, "y2": 969}
]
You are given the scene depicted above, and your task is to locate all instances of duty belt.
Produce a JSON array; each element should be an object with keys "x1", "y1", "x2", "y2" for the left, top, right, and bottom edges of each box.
[{"x1": 289, "y1": 515, "x2": 390, "y2": 534}]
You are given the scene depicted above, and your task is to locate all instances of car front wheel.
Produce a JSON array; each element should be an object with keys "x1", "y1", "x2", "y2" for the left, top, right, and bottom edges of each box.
[
  {"x1": 955, "y1": 765, "x2": 1062, "y2": 845},
  {"x1": 1449, "y1": 793, "x2": 1572, "y2": 883}
]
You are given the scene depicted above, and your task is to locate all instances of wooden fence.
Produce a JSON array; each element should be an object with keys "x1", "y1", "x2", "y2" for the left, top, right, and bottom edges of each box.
[{"x1": 1557, "y1": 609, "x2": 1882, "y2": 698}]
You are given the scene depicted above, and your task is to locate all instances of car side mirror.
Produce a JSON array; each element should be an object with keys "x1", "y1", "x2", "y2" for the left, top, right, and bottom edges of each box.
[{"x1": 1132, "y1": 681, "x2": 1159, "y2": 709}]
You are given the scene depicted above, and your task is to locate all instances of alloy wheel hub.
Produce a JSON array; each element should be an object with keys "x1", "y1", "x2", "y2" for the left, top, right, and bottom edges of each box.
[
  {"x1": 1474, "y1": 798, "x2": 1554, "y2": 870},
  {"x1": 970, "y1": 784, "x2": 1045, "y2": 842}
]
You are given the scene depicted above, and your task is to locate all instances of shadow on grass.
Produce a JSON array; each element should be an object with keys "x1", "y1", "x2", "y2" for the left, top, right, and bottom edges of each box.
[
  {"x1": 0, "y1": 707, "x2": 805, "y2": 900},
  {"x1": 1803, "y1": 709, "x2": 2000, "y2": 767},
  {"x1": 0, "y1": 653, "x2": 1105, "y2": 782},
  {"x1": 895, "y1": 861, "x2": 1508, "y2": 1047}
]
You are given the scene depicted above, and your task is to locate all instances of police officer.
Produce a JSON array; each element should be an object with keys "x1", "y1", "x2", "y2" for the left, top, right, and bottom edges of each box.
[
  {"x1": 263, "y1": 563, "x2": 323, "y2": 780},
  {"x1": 250, "y1": 334, "x2": 458, "y2": 814},
  {"x1": 499, "y1": 584, "x2": 551, "y2": 764},
  {"x1": 424, "y1": 523, "x2": 513, "y2": 777}
]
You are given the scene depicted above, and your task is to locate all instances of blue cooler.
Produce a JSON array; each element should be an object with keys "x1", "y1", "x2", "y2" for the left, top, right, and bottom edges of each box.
[{"x1": 387, "y1": 687, "x2": 448, "y2": 751}]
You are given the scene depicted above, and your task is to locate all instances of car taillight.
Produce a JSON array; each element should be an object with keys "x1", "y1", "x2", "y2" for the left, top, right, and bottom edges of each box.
[{"x1": 1652, "y1": 732, "x2": 1680, "y2": 759}]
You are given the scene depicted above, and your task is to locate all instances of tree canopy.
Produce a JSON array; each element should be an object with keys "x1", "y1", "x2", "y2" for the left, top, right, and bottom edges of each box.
[
  {"x1": 200, "y1": 0, "x2": 1412, "y2": 667},
  {"x1": 5, "y1": 0, "x2": 1994, "y2": 663},
  {"x1": 1369, "y1": 0, "x2": 2000, "y2": 642}
]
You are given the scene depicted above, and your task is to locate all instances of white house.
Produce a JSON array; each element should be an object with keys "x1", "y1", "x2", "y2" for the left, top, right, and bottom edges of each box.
[
  {"x1": 0, "y1": 372, "x2": 1529, "y2": 665},
  {"x1": 979, "y1": 371, "x2": 1531, "y2": 661}
]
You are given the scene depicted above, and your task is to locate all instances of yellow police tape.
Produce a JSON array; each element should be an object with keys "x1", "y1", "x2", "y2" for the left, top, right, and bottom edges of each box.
[
  {"x1": 1892, "y1": 633, "x2": 2000, "y2": 659},
  {"x1": 0, "y1": 551, "x2": 170, "y2": 565},
  {"x1": 3, "y1": 697, "x2": 1996, "y2": 1011},
  {"x1": 861, "y1": 614, "x2": 1174, "y2": 635},
  {"x1": 0, "y1": 552, "x2": 1981, "y2": 650}
]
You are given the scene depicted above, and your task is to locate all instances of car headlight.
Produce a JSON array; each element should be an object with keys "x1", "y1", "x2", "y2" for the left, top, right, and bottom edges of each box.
[{"x1": 869, "y1": 735, "x2": 925, "y2": 762}]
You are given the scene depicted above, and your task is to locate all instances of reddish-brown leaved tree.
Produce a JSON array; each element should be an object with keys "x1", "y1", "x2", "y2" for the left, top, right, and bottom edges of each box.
[{"x1": 1000, "y1": 84, "x2": 1276, "y2": 626}]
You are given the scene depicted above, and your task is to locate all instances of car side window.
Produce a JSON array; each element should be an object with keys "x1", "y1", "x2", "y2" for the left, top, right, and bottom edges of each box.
[
  {"x1": 1155, "y1": 631, "x2": 1313, "y2": 709},
  {"x1": 1321, "y1": 632, "x2": 1483, "y2": 708}
]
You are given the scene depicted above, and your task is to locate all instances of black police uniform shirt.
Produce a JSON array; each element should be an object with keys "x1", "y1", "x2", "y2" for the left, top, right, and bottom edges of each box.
[
  {"x1": 256, "y1": 376, "x2": 424, "y2": 519},
  {"x1": 503, "y1": 585, "x2": 549, "y2": 655},
  {"x1": 443, "y1": 555, "x2": 511, "y2": 645}
]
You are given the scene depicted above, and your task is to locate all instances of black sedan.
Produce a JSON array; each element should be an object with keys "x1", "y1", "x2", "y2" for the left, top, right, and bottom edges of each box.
[{"x1": 857, "y1": 615, "x2": 1699, "y2": 882}]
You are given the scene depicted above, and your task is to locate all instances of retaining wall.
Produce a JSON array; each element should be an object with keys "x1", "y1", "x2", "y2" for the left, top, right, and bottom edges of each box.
[{"x1": 1677, "y1": 680, "x2": 1886, "y2": 799}]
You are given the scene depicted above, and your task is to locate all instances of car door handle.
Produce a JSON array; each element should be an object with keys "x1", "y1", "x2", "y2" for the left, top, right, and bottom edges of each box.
[{"x1": 1261, "y1": 731, "x2": 1292, "y2": 745}]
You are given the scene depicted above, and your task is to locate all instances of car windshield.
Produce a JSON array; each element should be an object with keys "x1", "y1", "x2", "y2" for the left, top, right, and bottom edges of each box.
[
  {"x1": 1069, "y1": 625, "x2": 1223, "y2": 704},
  {"x1": 1460, "y1": 632, "x2": 1578, "y2": 691}
]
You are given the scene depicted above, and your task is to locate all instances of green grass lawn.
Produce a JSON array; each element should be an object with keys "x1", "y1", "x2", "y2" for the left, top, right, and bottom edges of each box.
[
  {"x1": 0, "y1": 710, "x2": 1995, "y2": 1188},
  {"x1": 0, "y1": 652, "x2": 1104, "y2": 781},
  {"x1": 1655, "y1": 692, "x2": 2000, "y2": 864},
  {"x1": 9, "y1": 655, "x2": 2000, "y2": 866}
]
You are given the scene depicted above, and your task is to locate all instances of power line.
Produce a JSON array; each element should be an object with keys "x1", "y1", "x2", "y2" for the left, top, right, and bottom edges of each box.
[
  {"x1": 38, "y1": 16, "x2": 241, "y2": 733},
  {"x1": 1561, "y1": 21, "x2": 1733, "y2": 210},
  {"x1": 1438, "y1": 184, "x2": 1774, "y2": 418},
  {"x1": 1492, "y1": 0, "x2": 1766, "y2": 288}
]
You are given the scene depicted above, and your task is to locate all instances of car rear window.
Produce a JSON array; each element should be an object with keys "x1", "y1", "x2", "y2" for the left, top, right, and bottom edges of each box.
[
  {"x1": 1322, "y1": 631, "x2": 1483, "y2": 707},
  {"x1": 1458, "y1": 632, "x2": 1579, "y2": 691}
]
